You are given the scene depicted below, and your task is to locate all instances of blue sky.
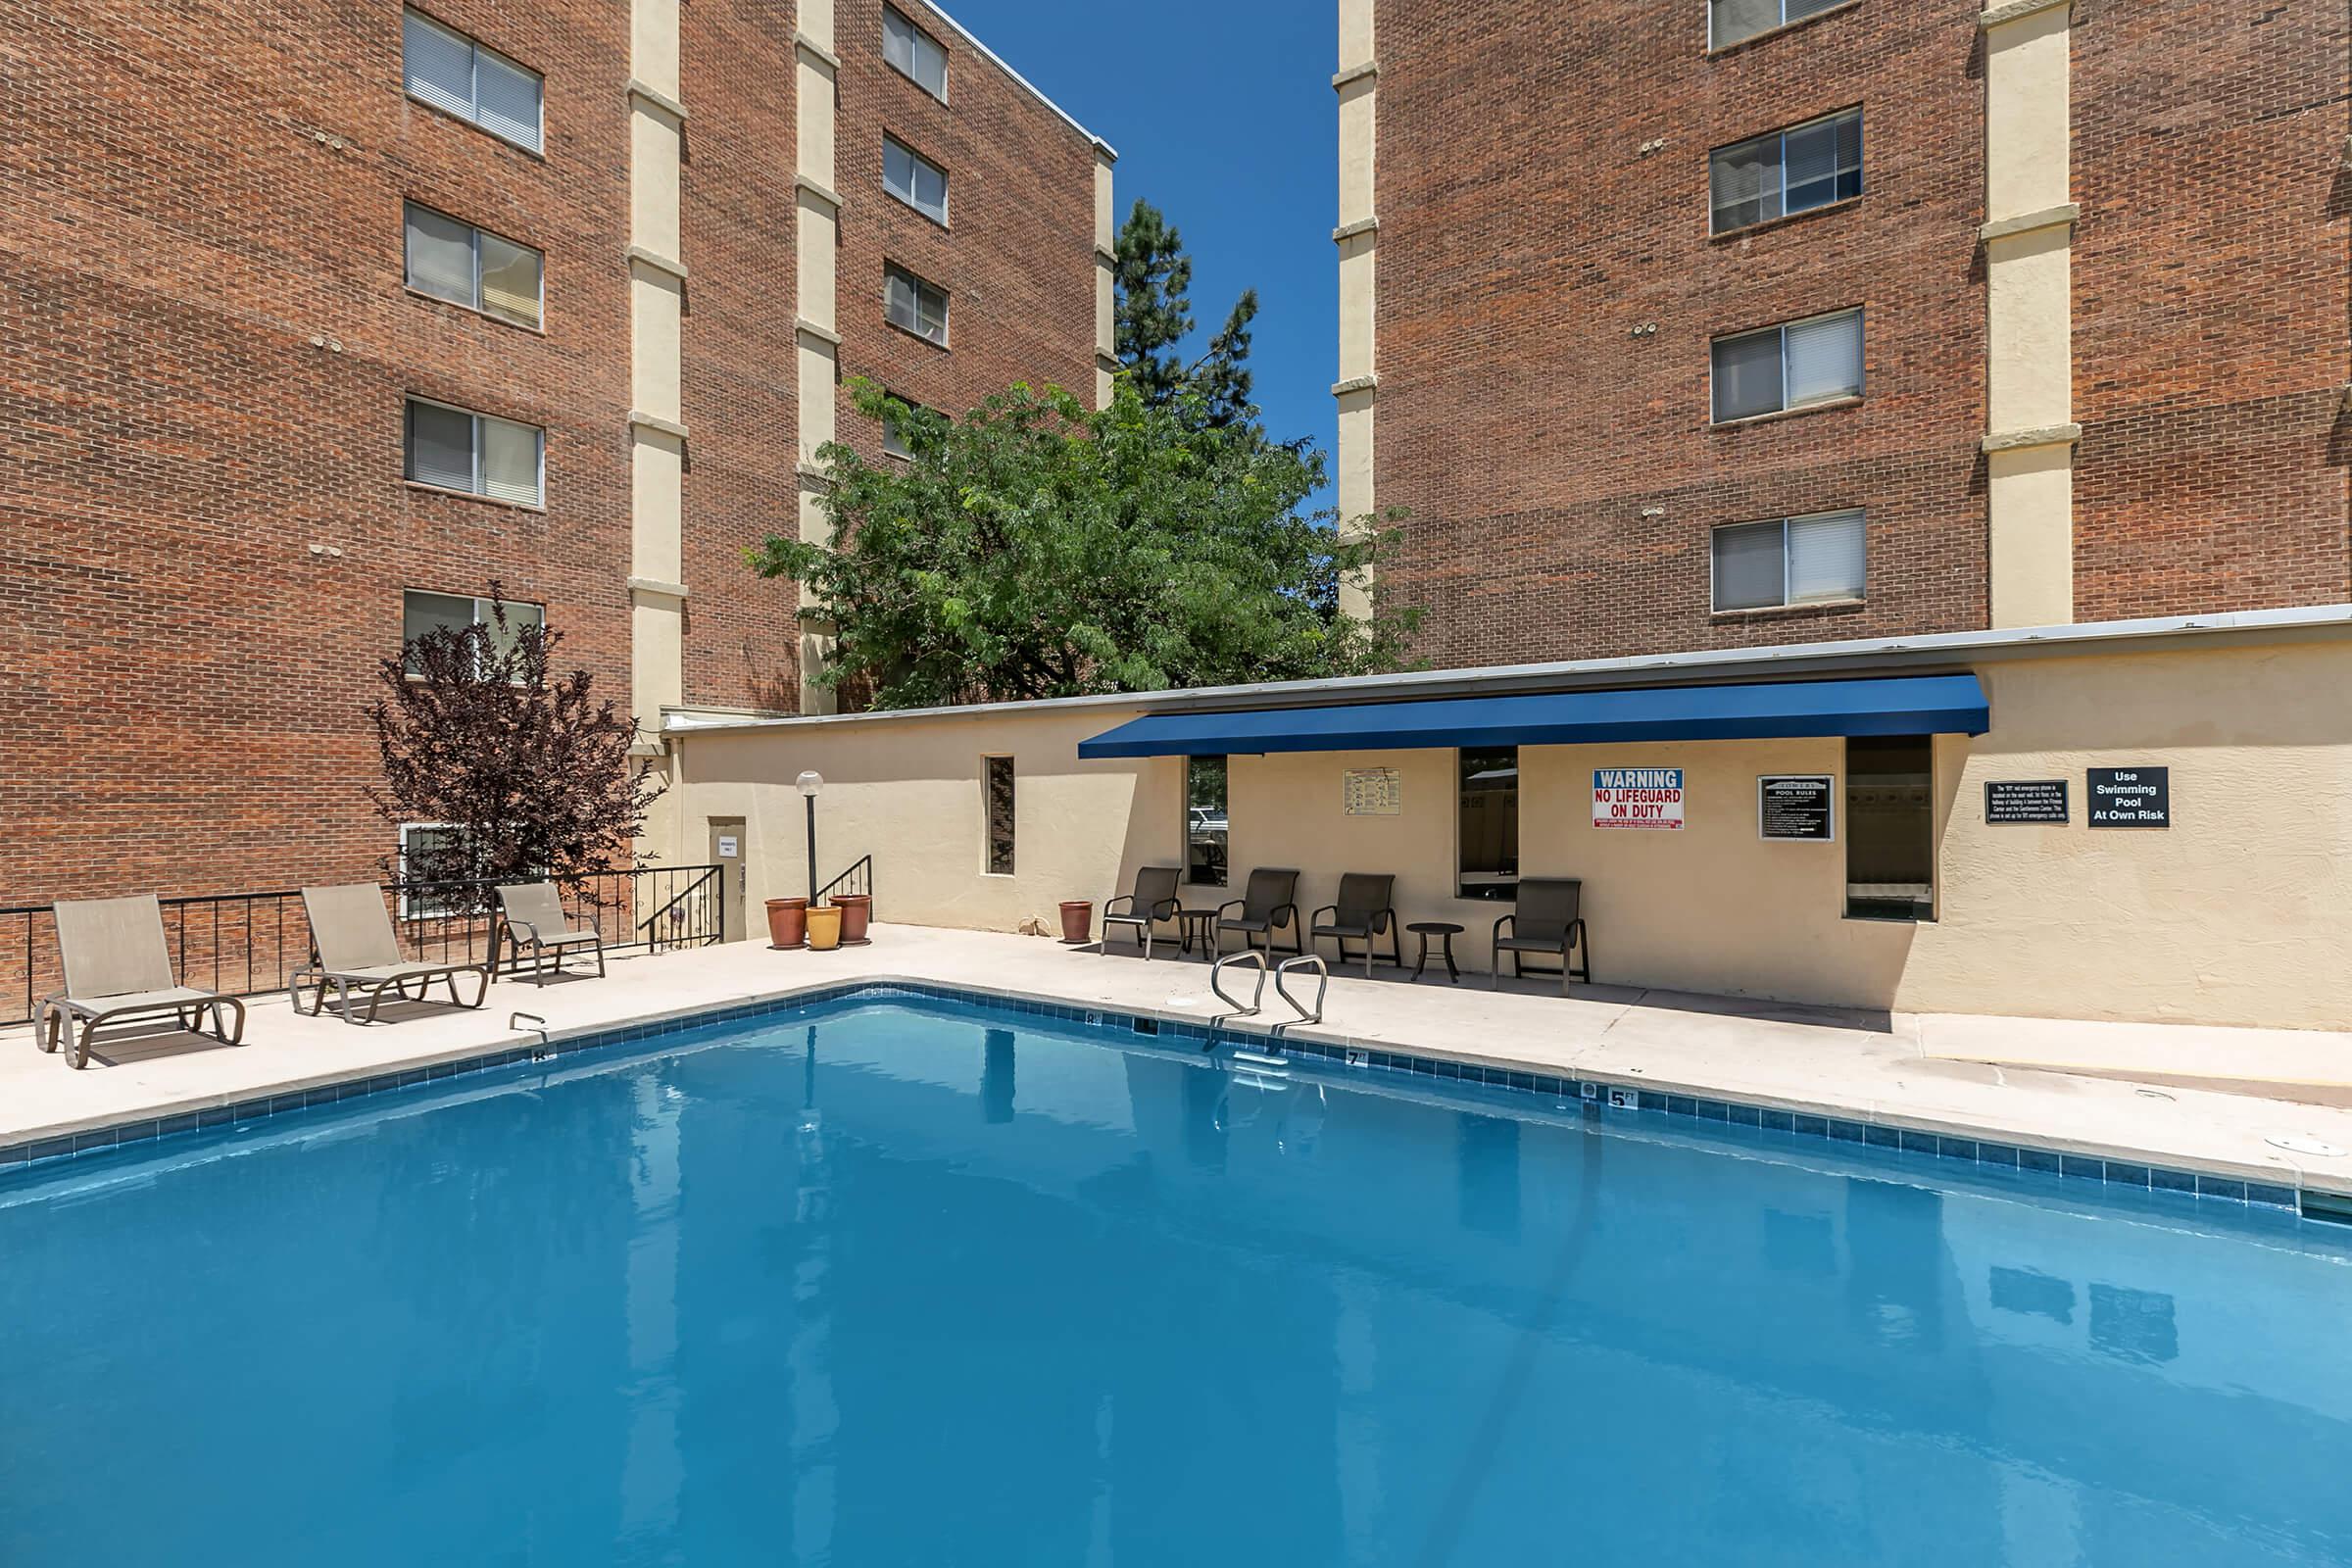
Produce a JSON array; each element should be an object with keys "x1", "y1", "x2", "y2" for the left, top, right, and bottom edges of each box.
[{"x1": 942, "y1": 0, "x2": 1340, "y2": 500}]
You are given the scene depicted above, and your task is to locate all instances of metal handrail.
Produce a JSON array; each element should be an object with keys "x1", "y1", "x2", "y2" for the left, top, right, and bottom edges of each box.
[
  {"x1": 814, "y1": 854, "x2": 873, "y2": 906},
  {"x1": 636, "y1": 864, "x2": 720, "y2": 941},
  {"x1": 1209, "y1": 949, "x2": 1268, "y2": 1022},
  {"x1": 1274, "y1": 954, "x2": 1328, "y2": 1027}
]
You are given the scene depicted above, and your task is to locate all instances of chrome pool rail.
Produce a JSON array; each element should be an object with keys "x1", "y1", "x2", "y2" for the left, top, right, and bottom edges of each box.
[
  {"x1": 1209, "y1": 949, "x2": 1328, "y2": 1035},
  {"x1": 1273, "y1": 955, "x2": 1328, "y2": 1027},
  {"x1": 1209, "y1": 949, "x2": 1268, "y2": 1024}
]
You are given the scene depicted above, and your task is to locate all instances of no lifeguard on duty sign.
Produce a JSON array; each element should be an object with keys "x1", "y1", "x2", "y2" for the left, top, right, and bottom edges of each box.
[{"x1": 1592, "y1": 767, "x2": 1686, "y2": 830}]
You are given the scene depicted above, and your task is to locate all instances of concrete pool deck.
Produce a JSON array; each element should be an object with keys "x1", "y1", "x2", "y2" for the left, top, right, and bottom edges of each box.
[{"x1": 3, "y1": 924, "x2": 2349, "y2": 1198}]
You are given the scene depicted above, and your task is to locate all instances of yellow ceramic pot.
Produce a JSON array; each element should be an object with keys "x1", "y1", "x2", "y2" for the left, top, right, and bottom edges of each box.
[{"x1": 805, "y1": 904, "x2": 844, "y2": 952}]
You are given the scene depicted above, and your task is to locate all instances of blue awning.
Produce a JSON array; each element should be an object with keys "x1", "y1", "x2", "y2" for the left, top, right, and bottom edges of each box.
[{"x1": 1077, "y1": 674, "x2": 1988, "y2": 759}]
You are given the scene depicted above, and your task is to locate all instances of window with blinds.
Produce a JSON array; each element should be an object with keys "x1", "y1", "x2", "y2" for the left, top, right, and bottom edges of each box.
[
  {"x1": 1711, "y1": 308, "x2": 1862, "y2": 421},
  {"x1": 401, "y1": 591, "x2": 545, "y2": 680},
  {"x1": 404, "y1": 203, "x2": 542, "y2": 327},
  {"x1": 883, "y1": 136, "x2": 950, "y2": 223},
  {"x1": 1711, "y1": 510, "x2": 1865, "y2": 612},
  {"x1": 884, "y1": 265, "x2": 949, "y2": 345},
  {"x1": 1710, "y1": 109, "x2": 1860, "y2": 232},
  {"x1": 1710, "y1": 0, "x2": 1849, "y2": 51},
  {"x1": 404, "y1": 398, "x2": 544, "y2": 507},
  {"x1": 402, "y1": 10, "x2": 543, "y2": 154},
  {"x1": 884, "y1": 6, "x2": 948, "y2": 99}
]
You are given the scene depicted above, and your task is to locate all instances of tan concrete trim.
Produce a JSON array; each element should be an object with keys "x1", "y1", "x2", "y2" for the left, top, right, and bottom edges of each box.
[
  {"x1": 791, "y1": 30, "x2": 841, "y2": 71},
  {"x1": 1980, "y1": 0, "x2": 2070, "y2": 27},
  {"x1": 1331, "y1": 374, "x2": 1379, "y2": 397},
  {"x1": 794, "y1": 317, "x2": 842, "y2": 347},
  {"x1": 625, "y1": 739, "x2": 668, "y2": 759},
  {"x1": 625, "y1": 244, "x2": 688, "y2": 281},
  {"x1": 630, "y1": 410, "x2": 690, "y2": 441},
  {"x1": 795, "y1": 175, "x2": 844, "y2": 212},
  {"x1": 796, "y1": 463, "x2": 833, "y2": 487},
  {"x1": 1332, "y1": 216, "x2": 1379, "y2": 243},
  {"x1": 1982, "y1": 422, "x2": 2082, "y2": 454},
  {"x1": 1332, "y1": 60, "x2": 1379, "y2": 89},
  {"x1": 625, "y1": 78, "x2": 687, "y2": 122},
  {"x1": 1096, "y1": 350, "x2": 1122, "y2": 372},
  {"x1": 2340, "y1": 382, "x2": 2352, "y2": 413},
  {"x1": 1979, "y1": 202, "x2": 2079, "y2": 243},
  {"x1": 1094, "y1": 242, "x2": 1116, "y2": 266},
  {"x1": 628, "y1": 576, "x2": 691, "y2": 602}
]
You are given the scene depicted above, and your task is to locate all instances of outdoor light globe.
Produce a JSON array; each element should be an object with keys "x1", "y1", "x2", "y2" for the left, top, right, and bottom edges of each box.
[{"x1": 797, "y1": 770, "x2": 824, "y2": 797}]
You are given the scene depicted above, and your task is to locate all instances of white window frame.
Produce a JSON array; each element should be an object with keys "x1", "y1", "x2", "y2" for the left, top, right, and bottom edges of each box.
[
  {"x1": 403, "y1": 202, "x2": 544, "y2": 328},
  {"x1": 404, "y1": 396, "x2": 546, "y2": 507},
  {"x1": 883, "y1": 265, "x2": 950, "y2": 346},
  {"x1": 1709, "y1": 510, "x2": 1867, "y2": 612},
  {"x1": 883, "y1": 5, "x2": 949, "y2": 101},
  {"x1": 880, "y1": 392, "x2": 917, "y2": 459},
  {"x1": 402, "y1": 9, "x2": 544, "y2": 154},
  {"x1": 882, "y1": 135, "x2": 950, "y2": 225},
  {"x1": 1708, "y1": 108, "x2": 1863, "y2": 233},
  {"x1": 1710, "y1": 307, "x2": 1864, "y2": 422}
]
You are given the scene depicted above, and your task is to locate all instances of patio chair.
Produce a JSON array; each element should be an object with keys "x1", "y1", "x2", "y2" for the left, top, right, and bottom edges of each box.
[
  {"x1": 292, "y1": 883, "x2": 492, "y2": 1024},
  {"x1": 1491, "y1": 877, "x2": 1592, "y2": 993},
  {"x1": 1102, "y1": 866, "x2": 1182, "y2": 960},
  {"x1": 1217, "y1": 867, "x2": 1302, "y2": 959},
  {"x1": 1310, "y1": 873, "x2": 1401, "y2": 978},
  {"x1": 494, "y1": 881, "x2": 608, "y2": 985},
  {"x1": 37, "y1": 894, "x2": 246, "y2": 1070}
]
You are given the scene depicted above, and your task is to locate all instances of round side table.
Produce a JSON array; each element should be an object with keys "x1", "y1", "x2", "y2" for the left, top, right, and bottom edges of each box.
[{"x1": 1406, "y1": 921, "x2": 1464, "y2": 984}]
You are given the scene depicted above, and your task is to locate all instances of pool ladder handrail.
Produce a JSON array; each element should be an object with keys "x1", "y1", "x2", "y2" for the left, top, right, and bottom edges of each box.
[{"x1": 1209, "y1": 950, "x2": 1327, "y2": 1032}]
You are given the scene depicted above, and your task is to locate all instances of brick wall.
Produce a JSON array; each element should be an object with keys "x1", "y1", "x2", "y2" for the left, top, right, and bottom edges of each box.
[
  {"x1": 0, "y1": 0, "x2": 634, "y2": 904},
  {"x1": 1375, "y1": 0, "x2": 1988, "y2": 669},
  {"x1": 1372, "y1": 0, "x2": 2350, "y2": 668},
  {"x1": 679, "y1": 2, "x2": 805, "y2": 717},
  {"x1": 2070, "y1": 0, "x2": 2350, "y2": 619},
  {"x1": 831, "y1": 0, "x2": 1099, "y2": 465},
  {"x1": 0, "y1": 0, "x2": 1100, "y2": 906}
]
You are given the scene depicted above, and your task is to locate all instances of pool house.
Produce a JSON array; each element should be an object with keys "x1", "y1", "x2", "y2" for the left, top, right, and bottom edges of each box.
[{"x1": 650, "y1": 604, "x2": 2352, "y2": 1033}]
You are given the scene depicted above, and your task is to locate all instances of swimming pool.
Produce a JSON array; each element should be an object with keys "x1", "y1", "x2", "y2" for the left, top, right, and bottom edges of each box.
[{"x1": 3, "y1": 991, "x2": 2347, "y2": 1565}]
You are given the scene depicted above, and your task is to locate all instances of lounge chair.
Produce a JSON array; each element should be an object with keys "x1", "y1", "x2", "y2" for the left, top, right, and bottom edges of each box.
[
  {"x1": 37, "y1": 895, "x2": 246, "y2": 1070},
  {"x1": 1217, "y1": 867, "x2": 1302, "y2": 958},
  {"x1": 494, "y1": 881, "x2": 608, "y2": 984},
  {"x1": 292, "y1": 883, "x2": 492, "y2": 1023},
  {"x1": 1311, "y1": 873, "x2": 1402, "y2": 978},
  {"x1": 1491, "y1": 877, "x2": 1592, "y2": 993},
  {"x1": 1102, "y1": 866, "x2": 1182, "y2": 959}
]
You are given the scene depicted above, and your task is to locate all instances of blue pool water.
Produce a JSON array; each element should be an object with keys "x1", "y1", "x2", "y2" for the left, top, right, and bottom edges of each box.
[{"x1": 3, "y1": 995, "x2": 2348, "y2": 1566}]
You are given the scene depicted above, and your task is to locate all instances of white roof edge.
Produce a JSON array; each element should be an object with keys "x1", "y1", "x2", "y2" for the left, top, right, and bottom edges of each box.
[
  {"x1": 912, "y1": 0, "x2": 1115, "y2": 158},
  {"x1": 662, "y1": 604, "x2": 2352, "y2": 736}
]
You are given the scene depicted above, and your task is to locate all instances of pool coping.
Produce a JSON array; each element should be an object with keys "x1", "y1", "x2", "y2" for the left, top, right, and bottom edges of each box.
[{"x1": 2, "y1": 970, "x2": 2346, "y2": 1223}]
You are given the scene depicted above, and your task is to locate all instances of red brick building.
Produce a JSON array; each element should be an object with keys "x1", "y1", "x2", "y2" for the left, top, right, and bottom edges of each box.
[
  {"x1": 1335, "y1": 0, "x2": 2351, "y2": 668},
  {"x1": 0, "y1": 0, "x2": 1112, "y2": 904}
]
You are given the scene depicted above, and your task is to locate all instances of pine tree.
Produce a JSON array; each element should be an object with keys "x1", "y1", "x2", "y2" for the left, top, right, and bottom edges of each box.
[{"x1": 1113, "y1": 199, "x2": 1258, "y2": 429}]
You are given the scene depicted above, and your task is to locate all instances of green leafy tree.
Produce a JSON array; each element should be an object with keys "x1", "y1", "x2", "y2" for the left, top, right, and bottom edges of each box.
[
  {"x1": 1114, "y1": 199, "x2": 1258, "y2": 428},
  {"x1": 749, "y1": 379, "x2": 1418, "y2": 709}
]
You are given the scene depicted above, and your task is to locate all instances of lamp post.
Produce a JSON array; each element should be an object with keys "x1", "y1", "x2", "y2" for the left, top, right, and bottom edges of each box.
[{"x1": 798, "y1": 770, "x2": 824, "y2": 906}]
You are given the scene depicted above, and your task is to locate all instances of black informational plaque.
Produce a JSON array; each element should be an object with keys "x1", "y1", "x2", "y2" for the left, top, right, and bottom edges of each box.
[
  {"x1": 2086, "y1": 766, "x2": 2171, "y2": 828},
  {"x1": 1758, "y1": 775, "x2": 1835, "y2": 841},
  {"x1": 1985, "y1": 779, "x2": 2069, "y2": 824}
]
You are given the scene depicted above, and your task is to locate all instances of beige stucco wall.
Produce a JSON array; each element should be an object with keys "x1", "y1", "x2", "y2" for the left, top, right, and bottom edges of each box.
[
  {"x1": 667, "y1": 634, "x2": 2352, "y2": 1031},
  {"x1": 674, "y1": 706, "x2": 1179, "y2": 935},
  {"x1": 1985, "y1": 444, "x2": 2075, "y2": 628},
  {"x1": 626, "y1": 1, "x2": 688, "y2": 735}
]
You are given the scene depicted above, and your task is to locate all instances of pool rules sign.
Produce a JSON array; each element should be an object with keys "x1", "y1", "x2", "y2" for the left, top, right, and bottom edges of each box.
[{"x1": 1592, "y1": 767, "x2": 1685, "y2": 830}]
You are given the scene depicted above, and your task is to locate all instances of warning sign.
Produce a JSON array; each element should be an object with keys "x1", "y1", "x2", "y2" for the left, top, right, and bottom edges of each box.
[{"x1": 1592, "y1": 767, "x2": 1685, "y2": 830}]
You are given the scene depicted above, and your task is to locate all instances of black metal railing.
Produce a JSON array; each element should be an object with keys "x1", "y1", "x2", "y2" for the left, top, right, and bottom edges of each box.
[
  {"x1": 0, "y1": 865, "x2": 727, "y2": 1028},
  {"x1": 815, "y1": 855, "x2": 873, "y2": 910}
]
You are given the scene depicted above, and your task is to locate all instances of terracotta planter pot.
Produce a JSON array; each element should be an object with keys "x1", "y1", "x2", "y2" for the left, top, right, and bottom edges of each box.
[
  {"x1": 830, "y1": 893, "x2": 873, "y2": 944},
  {"x1": 806, "y1": 904, "x2": 844, "y2": 952},
  {"x1": 765, "y1": 897, "x2": 808, "y2": 949},
  {"x1": 1058, "y1": 900, "x2": 1095, "y2": 945}
]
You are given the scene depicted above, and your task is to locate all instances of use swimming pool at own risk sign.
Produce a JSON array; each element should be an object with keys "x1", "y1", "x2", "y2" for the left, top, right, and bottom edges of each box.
[{"x1": 1592, "y1": 767, "x2": 1686, "y2": 830}]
